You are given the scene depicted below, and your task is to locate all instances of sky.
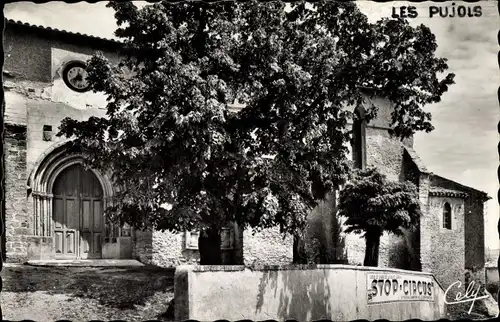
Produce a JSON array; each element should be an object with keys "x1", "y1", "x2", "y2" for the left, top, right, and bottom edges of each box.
[{"x1": 4, "y1": 1, "x2": 499, "y2": 250}]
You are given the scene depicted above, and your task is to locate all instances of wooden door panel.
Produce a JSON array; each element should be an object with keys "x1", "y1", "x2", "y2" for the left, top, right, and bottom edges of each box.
[
  {"x1": 82, "y1": 199, "x2": 91, "y2": 230},
  {"x1": 81, "y1": 168, "x2": 104, "y2": 259},
  {"x1": 65, "y1": 231, "x2": 76, "y2": 255},
  {"x1": 53, "y1": 198, "x2": 64, "y2": 229},
  {"x1": 93, "y1": 201, "x2": 102, "y2": 231},
  {"x1": 52, "y1": 164, "x2": 104, "y2": 259},
  {"x1": 80, "y1": 231, "x2": 90, "y2": 258},
  {"x1": 93, "y1": 233, "x2": 102, "y2": 255},
  {"x1": 54, "y1": 231, "x2": 64, "y2": 254},
  {"x1": 65, "y1": 199, "x2": 78, "y2": 230}
]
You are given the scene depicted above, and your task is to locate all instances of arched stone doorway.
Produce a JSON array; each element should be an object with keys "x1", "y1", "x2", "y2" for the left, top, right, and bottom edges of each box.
[
  {"x1": 27, "y1": 142, "x2": 133, "y2": 261},
  {"x1": 52, "y1": 163, "x2": 104, "y2": 259}
]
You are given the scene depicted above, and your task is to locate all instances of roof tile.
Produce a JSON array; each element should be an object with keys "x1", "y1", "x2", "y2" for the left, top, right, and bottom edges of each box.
[{"x1": 5, "y1": 18, "x2": 123, "y2": 45}]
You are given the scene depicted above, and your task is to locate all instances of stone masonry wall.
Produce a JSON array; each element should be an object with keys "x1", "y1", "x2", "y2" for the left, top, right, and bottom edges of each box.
[
  {"x1": 304, "y1": 193, "x2": 350, "y2": 264},
  {"x1": 151, "y1": 231, "x2": 200, "y2": 267},
  {"x1": 336, "y1": 98, "x2": 418, "y2": 269},
  {"x1": 365, "y1": 127, "x2": 403, "y2": 181},
  {"x1": 463, "y1": 195, "x2": 486, "y2": 282},
  {"x1": 3, "y1": 24, "x2": 122, "y2": 261},
  {"x1": 243, "y1": 227, "x2": 293, "y2": 265},
  {"x1": 364, "y1": 125, "x2": 411, "y2": 269},
  {"x1": 418, "y1": 175, "x2": 432, "y2": 273},
  {"x1": 133, "y1": 229, "x2": 153, "y2": 264},
  {"x1": 428, "y1": 176, "x2": 486, "y2": 276},
  {"x1": 4, "y1": 123, "x2": 29, "y2": 262},
  {"x1": 135, "y1": 226, "x2": 245, "y2": 267},
  {"x1": 427, "y1": 195, "x2": 465, "y2": 289}
]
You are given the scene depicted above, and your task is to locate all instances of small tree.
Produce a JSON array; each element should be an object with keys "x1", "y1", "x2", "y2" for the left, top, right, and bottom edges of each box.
[
  {"x1": 58, "y1": 1, "x2": 453, "y2": 264},
  {"x1": 338, "y1": 167, "x2": 421, "y2": 267}
]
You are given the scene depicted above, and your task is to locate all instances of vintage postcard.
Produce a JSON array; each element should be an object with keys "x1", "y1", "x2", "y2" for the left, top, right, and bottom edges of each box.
[{"x1": 1, "y1": 1, "x2": 498, "y2": 321}]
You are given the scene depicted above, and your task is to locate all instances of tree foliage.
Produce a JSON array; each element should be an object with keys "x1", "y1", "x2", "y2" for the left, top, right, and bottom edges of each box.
[
  {"x1": 338, "y1": 167, "x2": 422, "y2": 266},
  {"x1": 57, "y1": 1, "x2": 453, "y2": 262}
]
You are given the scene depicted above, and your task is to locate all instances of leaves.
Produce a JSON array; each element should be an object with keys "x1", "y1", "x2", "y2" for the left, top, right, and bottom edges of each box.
[
  {"x1": 338, "y1": 167, "x2": 422, "y2": 237},
  {"x1": 57, "y1": 1, "x2": 451, "y2": 237}
]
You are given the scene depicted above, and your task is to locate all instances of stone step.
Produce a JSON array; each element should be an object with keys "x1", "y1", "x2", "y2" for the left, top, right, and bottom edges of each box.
[{"x1": 26, "y1": 259, "x2": 144, "y2": 267}]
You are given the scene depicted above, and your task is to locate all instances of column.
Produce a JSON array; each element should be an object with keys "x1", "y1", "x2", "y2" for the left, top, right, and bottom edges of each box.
[
  {"x1": 32, "y1": 192, "x2": 54, "y2": 237},
  {"x1": 32, "y1": 193, "x2": 39, "y2": 236},
  {"x1": 45, "y1": 194, "x2": 53, "y2": 237}
]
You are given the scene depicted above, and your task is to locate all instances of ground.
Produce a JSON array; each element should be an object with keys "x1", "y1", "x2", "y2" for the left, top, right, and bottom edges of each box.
[
  {"x1": 1, "y1": 264, "x2": 175, "y2": 321},
  {"x1": 1, "y1": 263, "x2": 496, "y2": 320}
]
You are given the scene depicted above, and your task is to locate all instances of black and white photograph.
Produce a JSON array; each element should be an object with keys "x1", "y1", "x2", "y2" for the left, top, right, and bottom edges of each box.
[{"x1": 0, "y1": 1, "x2": 498, "y2": 321}]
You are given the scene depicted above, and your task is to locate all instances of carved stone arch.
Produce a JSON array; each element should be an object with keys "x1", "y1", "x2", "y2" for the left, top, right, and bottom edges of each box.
[
  {"x1": 28, "y1": 138, "x2": 73, "y2": 190},
  {"x1": 29, "y1": 141, "x2": 115, "y2": 237}
]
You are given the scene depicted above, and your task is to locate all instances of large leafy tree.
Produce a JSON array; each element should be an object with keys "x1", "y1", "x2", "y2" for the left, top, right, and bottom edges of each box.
[
  {"x1": 338, "y1": 167, "x2": 422, "y2": 267},
  {"x1": 58, "y1": 1, "x2": 454, "y2": 264}
]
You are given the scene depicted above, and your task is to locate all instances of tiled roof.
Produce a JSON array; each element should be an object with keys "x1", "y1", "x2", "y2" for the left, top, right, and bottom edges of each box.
[
  {"x1": 403, "y1": 146, "x2": 430, "y2": 174},
  {"x1": 403, "y1": 147, "x2": 489, "y2": 201},
  {"x1": 428, "y1": 187, "x2": 468, "y2": 198},
  {"x1": 430, "y1": 174, "x2": 490, "y2": 201},
  {"x1": 4, "y1": 18, "x2": 123, "y2": 46}
]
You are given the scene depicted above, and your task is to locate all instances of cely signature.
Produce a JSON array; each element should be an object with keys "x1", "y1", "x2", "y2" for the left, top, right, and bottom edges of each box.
[{"x1": 444, "y1": 280, "x2": 489, "y2": 315}]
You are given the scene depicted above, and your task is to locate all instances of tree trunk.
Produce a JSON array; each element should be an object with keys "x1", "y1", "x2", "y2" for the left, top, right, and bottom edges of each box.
[
  {"x1": 198, "y1": 226, "x2": 222, "y2": 265},
  {"x1": 364, "y1": 230, "x2": 381, "y2": 267},
  {"x1": 293, "y1": 234, "x2": 306, "y2": 264}
]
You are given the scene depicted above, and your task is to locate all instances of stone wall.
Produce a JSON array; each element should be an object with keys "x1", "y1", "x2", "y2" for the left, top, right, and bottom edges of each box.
[
  {"x1": 343, "y1": 230, "x2": 419, "y2": 271},
  {"x1": 344, "y1": 232, "x2": 365, "y2": 266},
  {"x1": 132, "y1": 229, "x2": 153, "y2": 263},
  {"x1": 418, "y1": 174, "x2": 432, "y2": 273},
  {"x1": 134, "y1": 226, "x2": 245, "y2": 267},
  {"x1": 349, "y1": 124, "x2": 415, "y2": 269},
  {"x1": 151, "y1": 231, "x2": 200, "y2": 267},
  {"x1": 3, "y1": 24, "x2": 122, "y2": 262},
  {"x1": 4, "y1": 123, "x2": 29, "y2": 262},
  {"x1": 426, "y1": 195, "x2": 465, "y2": 290},
  {"x1": 243, "y1": 227, "x2": 293, "y2": 266},
  {"x1": 310, "y1": 98, "x2": 419, "y2": 269},
  {"x1": 428, "y1": 175, "x2": 487, "y2": 279},
  {"x1": 303, "y1": 193, "x2": 348, "y2": 264},
  {"x1": 365, "y1": 127, "x2": 404, "y2": 181},
  {"x1": 4, "y1": 25, "x2": 120, "y2": 83},
  {"x1": 464, "y1": 195, "x2": 486, "y2": 278}
]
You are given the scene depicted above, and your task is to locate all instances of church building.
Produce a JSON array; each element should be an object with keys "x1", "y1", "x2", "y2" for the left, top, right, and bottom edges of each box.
[{"x1": 2, "y1": 19, "x2": 490, "y2": 293}]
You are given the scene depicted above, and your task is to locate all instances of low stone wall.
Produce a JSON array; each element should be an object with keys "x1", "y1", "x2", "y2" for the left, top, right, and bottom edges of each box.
[{"x1": 174, "y1": 264, "x2": 446, "y2": 321}]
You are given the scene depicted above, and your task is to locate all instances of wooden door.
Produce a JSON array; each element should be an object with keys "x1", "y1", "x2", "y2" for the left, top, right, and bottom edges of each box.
[{"x1": 53, "y1": 164, "x2": 104, "y2": 259}]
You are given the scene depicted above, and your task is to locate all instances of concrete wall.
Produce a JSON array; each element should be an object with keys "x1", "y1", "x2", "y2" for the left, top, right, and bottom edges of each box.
[{"x1": 174, "y1": 264, "x2": 446, "y2": 321}]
